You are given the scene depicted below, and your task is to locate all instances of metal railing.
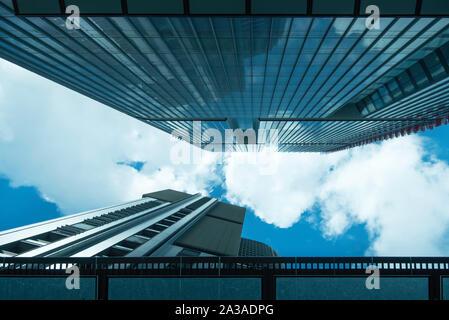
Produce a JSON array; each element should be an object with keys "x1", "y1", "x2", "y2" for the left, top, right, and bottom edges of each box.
[
  {"x1": 0, "y1": 257, "x2": 448, "y2": 300},
  {"x1": 1, "y1": 257, "x2": 448, "y2": 275}
]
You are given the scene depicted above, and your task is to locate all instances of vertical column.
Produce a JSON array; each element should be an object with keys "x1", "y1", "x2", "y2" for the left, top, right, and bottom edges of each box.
[
  {"x1": 428, "y1": 274, "x2": 441, "y2": 300},
  {"x1": 96, "y1": 274, "x2": 109, "y2": 300},
  {"x1": 261, "y1": 271, "x2": 276, "y2": 300},
  {"x1": 95, "y1": 260, "x2": 109, "y2": 300}
]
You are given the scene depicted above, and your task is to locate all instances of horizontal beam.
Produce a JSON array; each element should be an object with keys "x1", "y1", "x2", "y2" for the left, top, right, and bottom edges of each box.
[
  {"x1": 1, "y1": 256, "x2": 449, "y2": 267},
  {"x1": 259, "y1": 117, "x2": 446, "y2": 122},
  {"x1": 137, "y1": 117, "x2": 445, "y2": 123},
  {"x1": 136, "y1": 117, "x2": 227, "y2": 122},
  {"x1": 12, "y1": 0, "x2": 449, "y2": 17}
]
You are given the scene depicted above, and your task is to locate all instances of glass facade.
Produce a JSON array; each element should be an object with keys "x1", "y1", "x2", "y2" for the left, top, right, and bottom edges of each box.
[
  {"x1": 277, "y1": 276, "x2": 429, "y2": 300},
  {"x1": 0, "y1": 277, "x2": 96, "y2": 300},
  {"x1": 0, "y1": 190, "x2": 250, "y2": 258},
  {"x1": 443, "y1": 277, "x2": 449, "y2": 300},
  {"x1": 13, "y1": 0, "x2": 449, "y2": 16},
  {"x1": 0, "y1": 271, "x2": 442, "y2": 300},
  {"x1": 356, "y1": 41, "x2": 449, "y2": 116},
  {"x1": 1, "y1": 0, "x2": 449, "y2": 151},
  {"x1": 108, "y1": 277, "x2": 261, "y2": 300}
]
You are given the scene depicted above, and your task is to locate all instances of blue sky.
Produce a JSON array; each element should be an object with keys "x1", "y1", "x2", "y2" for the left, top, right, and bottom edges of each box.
[
  {"x1": 1, "y1": 58, "x2": 449, "y2": 256},
  {"x1": 210, "y1": 180, "x2": 371, "y2": 256}
]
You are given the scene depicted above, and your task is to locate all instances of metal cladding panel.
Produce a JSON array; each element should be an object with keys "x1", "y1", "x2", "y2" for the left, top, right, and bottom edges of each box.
[
  {"x1": 277, "y1": 277, "x2": 429, "y2": 300},
  {"x1": 239, "y1": 237, "x2": 278, "y2": 256},
  {"x1": 206, "y1": 202, "x2": 246, "y2": 224},
  {"x1": 359, "y1": 0, "x2": 417, "y2": 15},
  {"x1": 108, "y1": 277, "x2": 261, "y2": 300},
  {"x1": 0, "y1": 277, "x2": 96, "y2": 300},
  {"x1": 175, "y1": 216, "x2": 243, "y2": 256},
  {"x1": 443, "y1": 277, "x2": 449, "y2": 300},
  {"x1": 127, "y1": 0, "x2": 185, "y2": 14},
  {"x1": 142, "y1": 189, "x2": 192, "y2": 202},
  {"x1": 421, "y1": 0, "x2": 449, "y2": 15},
  {"x1": 13, "y1": 0, "x2": 449, "y2": 16}
]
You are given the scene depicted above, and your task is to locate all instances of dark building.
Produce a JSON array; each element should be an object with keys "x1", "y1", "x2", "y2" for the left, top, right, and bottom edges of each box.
[
  {"x1": 239, "y1": 237, "x2": 279, "y2": 257},
  {"x1": 1, "y1": 0, "x2": 449, "y2": 151}
]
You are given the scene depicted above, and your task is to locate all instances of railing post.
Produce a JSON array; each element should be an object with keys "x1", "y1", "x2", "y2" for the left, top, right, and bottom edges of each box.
[
  {"x1": 429, "y1": 274, "x2": 441, "y2": 300},
  {"x1": 95, "y1": 257, "x2": 109, "y2": 300},
  {"x1": 179, "y1": 256, "x2": 182, "y2": 277},
  {"x1": 261, "y1": 270, "x2": 276, "y2": 300}
]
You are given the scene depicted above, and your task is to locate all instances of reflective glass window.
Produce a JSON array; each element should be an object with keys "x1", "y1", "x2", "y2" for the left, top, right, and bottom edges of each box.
[
  {"x1": 69, "y1": 0, "x2": 122, "y2": 14},
  {"x1": 277, "y1": 277, "x2": 428, "y2": 300},
  {"x1": 371, "y1": 91, "x2": 385, "y2": 109},
  {"x1": 365, "y1": 98, "x2": 376, "y2": 113},
  {"x1": 409, "y1": 62, "x2": 430, "y2": 88},
  {"x1": 440, "y1": 43, "x2": 449, "y2": 62},
  {"x1": 16, "y1": 0, "x2": 61, "y2": 14},
  {"x1": 252, "y1": 0, "x2": 307, "y2": 14},
  {"x1": 0, "y1": 277, "x2": 96, "y2": 300},
  {"x1": 109, "y1": 278, "x2": 261, "y2": 300},
  {"x1": 128, "y1": 0, "x2": 184, "y2": 14},
  {"x1": 387, "y1": 79, "x2": 403, "y2": 98},
  {"x1": 378, "y1": 86, "x2": 393, "y2": 105},
  {"x1": 190, "y1": 0, "x2": 246, "y2": 14},
  {"x1": 397, "y1": 72, "x2": 415, "y2": 94},
  {"x1": 312, "y1": 0, "x2": 355, "y2": 14},
  {"x1": 360, "y1": 0, "x2": 417, "y2": 15},
  {"x1": 424, "y1": 52, "x2": 447, "y2": 80}
]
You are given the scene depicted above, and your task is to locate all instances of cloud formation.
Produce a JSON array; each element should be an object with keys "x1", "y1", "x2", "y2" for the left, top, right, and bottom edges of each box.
[
  {"x1": 223, "y1": 136, "x2": 449, "y2": 256},
  {"x1": 0, "y1": 59, "x2": 220, "y2": 214}
]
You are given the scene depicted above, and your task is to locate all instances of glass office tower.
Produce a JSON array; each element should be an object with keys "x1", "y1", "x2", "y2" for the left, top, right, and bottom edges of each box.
[
  {"x1": 0, "y1": 189, "x2": 277, "y2": 257},
  {"x1": 239, "y1": 238, "x2": 279, "y2": 257},
  {"x1": 1, "y1": 0, "x2": 449, "y2": 151},
  {"x1": 0, "y1": 189, "x2": 448, "y2": 300}
]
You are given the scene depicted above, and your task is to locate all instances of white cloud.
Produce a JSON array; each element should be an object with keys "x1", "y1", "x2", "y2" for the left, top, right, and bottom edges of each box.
[
  {"x1": 224, "y1": 151, "x2": 345, "y2": 228},
  {"x1": 0, "y1": 59, "x2": 220, "y2": 214},
  {"x1": 223, "y1": 136, "x2": 449, "y2": 256}
]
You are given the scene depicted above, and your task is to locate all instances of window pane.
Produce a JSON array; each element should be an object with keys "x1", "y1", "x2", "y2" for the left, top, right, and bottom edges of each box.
[
  {"x1": 424, "y1": 52, "x2": 447, "y2": 80},
  {"x1": 16, "y1": 0, "x2": 61, "y2": 14},
  {"x1": 387, "y1": 79, "x2": 403, "y2": 98},
  {"x1": 128, "y1": 0, "x2": 184, "y2": 14},
  {"x1": 371, "y1": 92, "x2": 385, "y2": 109},
  {"x1": 109, "y1": 278, "x2": 261, "y2": 300},
  {"x1": 69, "y1": 0, "x2": 122, "y2": 14},
  {"x1": 365, "y1": 98, "x2": 376, "y2": 113},
  {"x1": 440, "y1": 43, "x2": 449, "y2": 62},
  {"x1": 190, "y1": 0, "x2": 246, "y2": 14},
  {"x1": 0, "y1": 277, "x2": 96, "y2": 300},
  {"x1": 397, "y1": 72, "x2": 415, "y2": 94},
  {"x1": 378, "y1": 86, "x2": 393, "y2": 104},
  {"x1": 409, "y1": 62, "x2": 430, "y2": 87},
  {"x1": 277, "y1": 277, "x2": 428, "y2": 300}
]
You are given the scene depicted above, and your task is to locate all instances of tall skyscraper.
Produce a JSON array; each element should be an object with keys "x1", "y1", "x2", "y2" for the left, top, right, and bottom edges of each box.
[
  {"x1": 0, "y1": 189, "x2": 276, "y2": 258},
  {"x1": 1, "y1": 0, "x2": 449, "y2": 152},
  {"x1": 239, "y1": 238, "x2": 279, "y2": 257}
]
